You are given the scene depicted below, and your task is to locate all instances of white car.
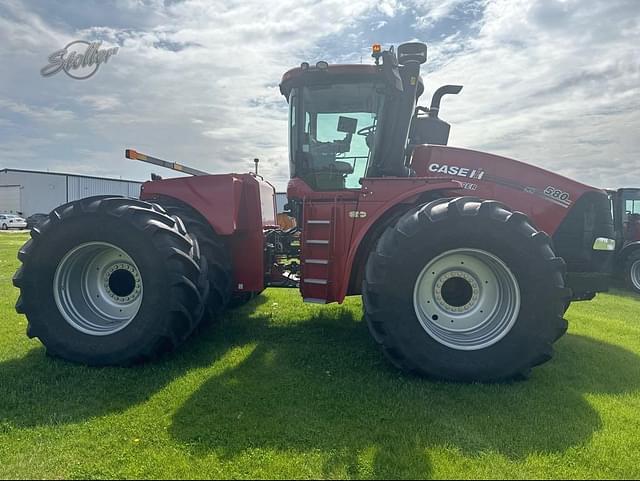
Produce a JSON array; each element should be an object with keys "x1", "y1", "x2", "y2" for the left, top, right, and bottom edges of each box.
[{"x1": 0, "y1": 214, "x2": 27, "y2": 230}]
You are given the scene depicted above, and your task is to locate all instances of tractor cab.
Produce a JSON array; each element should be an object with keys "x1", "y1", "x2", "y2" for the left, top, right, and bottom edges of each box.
[
  {"x1": 609, "y1": 188, "x2": 640, "y2": 293},
  {"x1": 612, "y1": 188, "x2": 640, "y2": 244},
  {"x1": 280, "y1": 43, "x2": 462, "y2": 191},
  {"x1": 284, "y1": 70, "x2": 386, "y2": 190}
]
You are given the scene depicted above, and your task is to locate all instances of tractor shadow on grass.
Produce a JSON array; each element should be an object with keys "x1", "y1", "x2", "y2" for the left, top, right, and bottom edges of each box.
[
  {"x1": 608, "y1": 286, "x2": 640, "y2": 301},
  {"x1": 169, "y1": 308, "x2": 640, "y2": 478},
  {"x1": 0, "y1": 296, "x2": 270, "y2": 429}
]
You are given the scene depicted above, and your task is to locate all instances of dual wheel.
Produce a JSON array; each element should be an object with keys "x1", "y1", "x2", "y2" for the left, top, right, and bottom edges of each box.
[
  {"x1": 13, "y1": 196, "x2": 231, "y2": 366},
  {"x1": 13, "y1": 196, "x2": 570, "y2": 381}
]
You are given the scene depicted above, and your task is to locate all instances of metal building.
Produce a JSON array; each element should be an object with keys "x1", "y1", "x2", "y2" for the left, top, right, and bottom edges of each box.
[{"x1": 0, "y1": 168, "x2": 142, "y2": 216}]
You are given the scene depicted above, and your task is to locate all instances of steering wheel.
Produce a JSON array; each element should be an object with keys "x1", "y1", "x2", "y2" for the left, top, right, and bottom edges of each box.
[{"x1": 357, "y1": 125, "x2": 375, "y2": 137}]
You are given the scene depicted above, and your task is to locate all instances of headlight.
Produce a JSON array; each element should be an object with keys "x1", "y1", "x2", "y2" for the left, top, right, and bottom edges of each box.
[{"x1": 593, "y1": 237, "x2": 616, "y2": 251}]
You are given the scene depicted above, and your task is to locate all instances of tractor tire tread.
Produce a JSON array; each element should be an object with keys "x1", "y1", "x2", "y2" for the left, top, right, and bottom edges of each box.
[
  {"x1": 362, "y1": 197, "x2": 568, "y2": 382},
  {"x1": 13, "y1": 196, "x2": 207, "y2": 365}
]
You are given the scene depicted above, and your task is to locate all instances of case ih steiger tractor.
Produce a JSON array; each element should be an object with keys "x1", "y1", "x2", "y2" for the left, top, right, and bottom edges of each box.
[
  {"x1": 13, "y1": 43, "x2": 617, "y2": 382},
  {"x1": 610, "y1": 188, "x2": 640, "y2": 293}
]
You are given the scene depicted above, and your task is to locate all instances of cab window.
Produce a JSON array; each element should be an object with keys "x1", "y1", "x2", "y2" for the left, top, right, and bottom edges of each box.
[{"x1": 291, "y1": 82, "x2": 384, "y2": 190}]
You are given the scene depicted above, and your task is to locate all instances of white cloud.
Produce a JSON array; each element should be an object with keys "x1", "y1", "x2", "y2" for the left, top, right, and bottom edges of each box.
[
  {"x1": 79, "y1": 95, "x2": 122, "y2": 111},
  {"x1": 0, "y1": 0, "x2": 638, "y2": 192},
  {"x1": 412, "y1": 0, "x2": 477, "y2": 28},
  {"x1": 0, "y1": 99, "x2": 75, "y2": 122},
  {"x1": 422, "y1": 0, "x2": 640, "y2": 187},
  {"x1": 377, "y1": 0, "x2": 406, "y2": 18},
  {"x1": 0, "y1": 0, "x2": 380, "y2": 183}
]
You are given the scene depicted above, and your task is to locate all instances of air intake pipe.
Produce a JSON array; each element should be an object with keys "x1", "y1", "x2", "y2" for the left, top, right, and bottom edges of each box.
[{"x1": 371, "y1": 42, "x2": 428, "y2": 178}]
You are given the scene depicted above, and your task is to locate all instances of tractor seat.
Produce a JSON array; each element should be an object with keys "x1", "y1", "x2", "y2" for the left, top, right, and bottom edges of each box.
[{"x1": 332, "y1": 161, "x2": 354, "y2": 175}]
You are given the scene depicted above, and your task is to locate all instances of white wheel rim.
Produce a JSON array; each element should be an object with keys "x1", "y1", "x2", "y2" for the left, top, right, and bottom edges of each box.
[
  {"x1": 413, "y1": 248, "x2": 521, "y2": 351},
  {"x1": 53, "y1": 242, "x2": 143, "y2": 336}
]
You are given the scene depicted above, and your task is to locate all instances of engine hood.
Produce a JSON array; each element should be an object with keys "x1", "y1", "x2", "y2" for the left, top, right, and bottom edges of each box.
[{"x1": 411, "y1": 145, "x2": 605, "y2": 235}]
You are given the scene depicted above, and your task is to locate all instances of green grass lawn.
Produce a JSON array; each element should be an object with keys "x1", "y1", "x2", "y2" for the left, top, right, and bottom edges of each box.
[{"x1": 1, "y1": 232, "x2": 639, "y2": 479}]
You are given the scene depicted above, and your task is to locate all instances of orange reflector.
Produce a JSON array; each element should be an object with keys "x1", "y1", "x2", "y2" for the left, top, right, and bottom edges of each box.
[
  {"x1": 125, "y1": 149, "x2": 147, "y2": 161},
  {"x1": 372, "y1": 44, "x2": 382, "y2": 53}
]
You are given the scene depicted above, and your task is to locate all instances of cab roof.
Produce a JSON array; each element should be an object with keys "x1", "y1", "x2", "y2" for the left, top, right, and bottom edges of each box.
[{"x1": 279, "y1": 63, "x2": 424, "y2": 99}]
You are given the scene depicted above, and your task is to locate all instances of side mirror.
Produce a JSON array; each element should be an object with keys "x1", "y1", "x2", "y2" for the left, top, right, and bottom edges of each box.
[{"x1": 337, "y1": 116, "x2": 358, "y2": 134}]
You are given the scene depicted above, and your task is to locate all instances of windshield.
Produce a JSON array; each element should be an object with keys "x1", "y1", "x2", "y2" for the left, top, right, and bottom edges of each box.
[
  {"x1": 624, "y1": 193, "x2": 640, "y2": 217},
  {"x1": 622, "y1": 191, "x2": 640, "y2": 239},
  {"x1": 290, "y1": 82, "x2": 385, "y2": 190}
]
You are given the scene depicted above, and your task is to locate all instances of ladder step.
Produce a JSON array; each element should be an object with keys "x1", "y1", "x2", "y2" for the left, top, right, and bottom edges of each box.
[
  {"x1": 304, "y1": 278, "x2": 328, "y2": 285},
  {"x1": 305, "y1": 259, "x2": 329, "y2": 265},
  {"x1": 306, "y1": 239, "x2": 329, "y2": 245},
  {"x1": 303, "y1": 298, "x2": 328, "y2": 304},
  {"x1": 307, "y1": 220, "x2": 331, "y2": 225}
]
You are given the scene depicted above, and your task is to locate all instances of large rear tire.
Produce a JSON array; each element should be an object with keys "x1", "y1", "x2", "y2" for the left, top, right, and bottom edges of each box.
[
  {"x1": 155, "y1": 199, "x2": 233, "y2": 323},
  {"x1": 624, "y1": 250, "x2": 640, "y2": 294},
  {"x1": 13, "y1": 196, "x2": 207, "y2": 366},
  {"x1": 363, "y1": 197, "x2": 570, "y2": 382}
]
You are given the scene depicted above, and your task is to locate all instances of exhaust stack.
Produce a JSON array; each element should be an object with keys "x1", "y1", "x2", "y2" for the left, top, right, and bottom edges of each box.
[
  {"x1": 428, "y1": 85, "x2": 463, "y2": 118},
  {"x1": 409, "y1": 85, "x2": 463, "y2": 146}
]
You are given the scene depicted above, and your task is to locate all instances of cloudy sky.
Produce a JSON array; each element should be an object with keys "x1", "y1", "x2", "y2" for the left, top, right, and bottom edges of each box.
[{"x1": 0, "y1": 0, "x2": 638, "y2": 190}]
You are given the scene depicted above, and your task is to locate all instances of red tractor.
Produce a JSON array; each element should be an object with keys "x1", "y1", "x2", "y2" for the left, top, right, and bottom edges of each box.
[
  {"x1": 610, "y1": 188, "x2": 640, "y2": 293},
  {"x1": 13, "y1": 43, "x2": 616, "y2": 382}
]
